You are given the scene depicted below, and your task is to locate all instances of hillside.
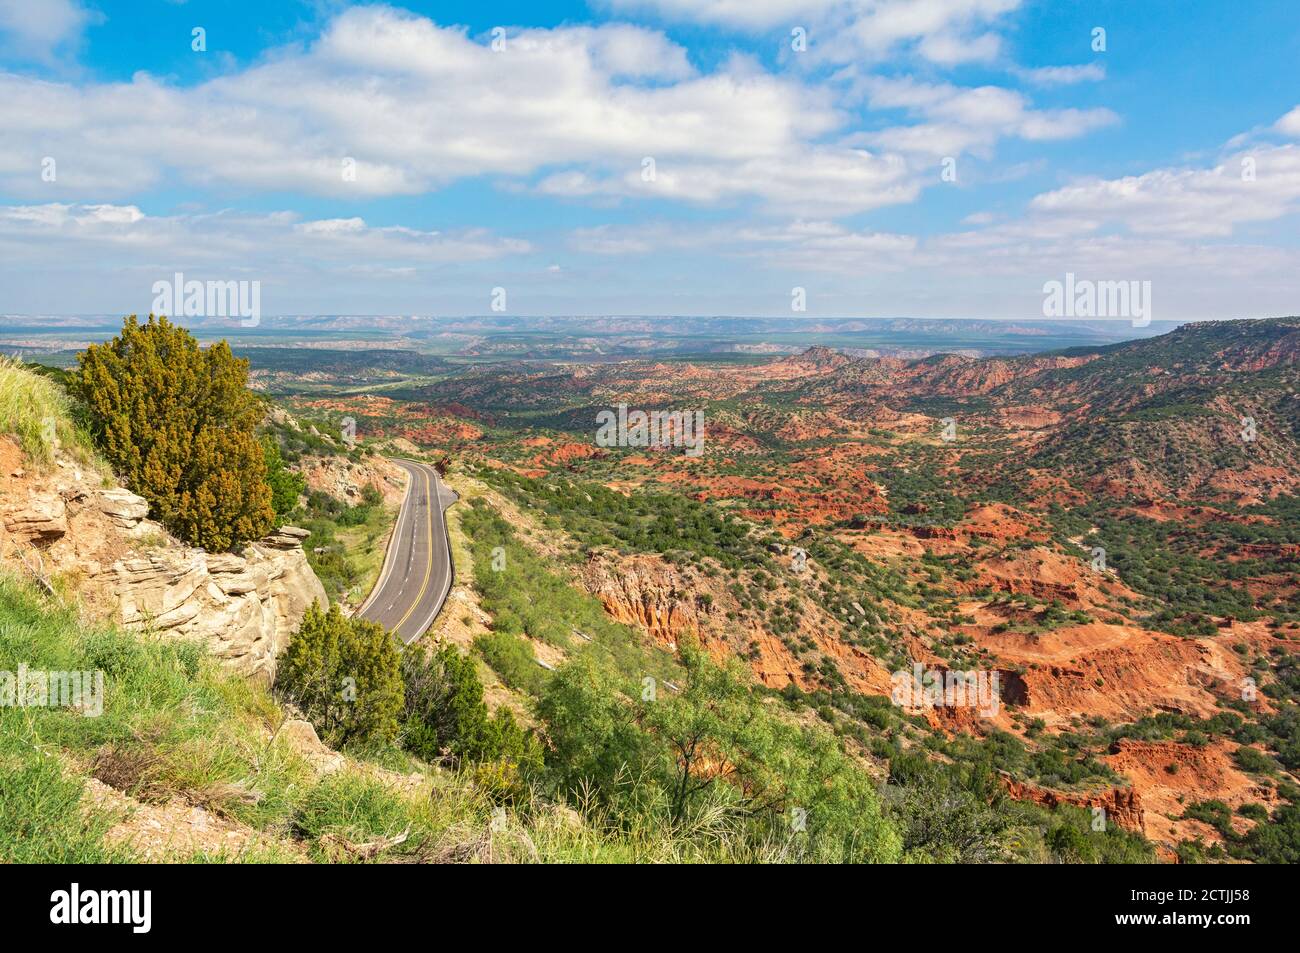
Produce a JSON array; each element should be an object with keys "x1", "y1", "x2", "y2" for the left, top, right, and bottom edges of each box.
[
  {"x1": 2, "y1": 356, "x2": 906, "y2": 863},
  {"x1": 6, "y1": 317, "x2": 1299, "y2": 865},
  {"x1": 252, "y1": 318, "x2": 1300, "y2": 862},
  {"x1": 0, "y1": 353, "x2": 916, "y2": 864}
]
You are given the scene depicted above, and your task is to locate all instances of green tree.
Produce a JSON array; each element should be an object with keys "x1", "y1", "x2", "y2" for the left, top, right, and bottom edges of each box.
[
  {"x1": 642, "y1": 646, "x2": 900, "y2": 861},
  {"x1": 402, "y1": 644, "x2": 542, "y2": 801},
  {"x1": 537, "y1": 648, "x2": 901, "y2": 862},
  {"x1": 536, "y1": 655, "x2": 652, "y2": 800},
  {"x1": 263, "y1": 435, "x2": 306, "y2": 520},
  {"x1": 402, "y1": 644, "x2": 491, "y2": 762},
  {"x1": 74, "y1": 314, "x2": 274, "y2": 550},
  {"x1": 883, "y1": 764, "x2": 1013, "y2": 863},
  {"x1": 277, "y1": 603, "x2": 403, "y2": 748}
]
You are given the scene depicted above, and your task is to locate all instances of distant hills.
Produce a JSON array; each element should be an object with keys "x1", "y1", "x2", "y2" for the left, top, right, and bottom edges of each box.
[{"x1": 2, "y1": 313, "x2": 1185, "y2": 363}]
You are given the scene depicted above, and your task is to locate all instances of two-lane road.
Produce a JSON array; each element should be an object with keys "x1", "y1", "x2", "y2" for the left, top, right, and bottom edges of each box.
[{"x1": 357, "y1": 459, "x2": 457, "y2": 644}]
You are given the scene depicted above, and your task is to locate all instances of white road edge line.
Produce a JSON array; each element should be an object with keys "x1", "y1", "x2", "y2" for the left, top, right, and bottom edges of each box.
[
  {"x1": 357, "y1": 459, "x2": 414, "y2": 617},
  {"x1": 401, "y1": 461, "x2": 455, "y2": 645}
]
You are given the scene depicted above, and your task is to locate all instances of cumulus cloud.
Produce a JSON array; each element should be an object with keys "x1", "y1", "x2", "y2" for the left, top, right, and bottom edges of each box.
[
  {"x1": 1028, "y1": 143, "x2": 1300, "y2": 239},
  {"x1": 607, "y1": 0, "x2": 1021, "y2": 64},
  {"x1": 0, "y1": 7, "x2": 861, "y2": 213},
  {"x1": 853, "y1": 76, "x2": 1118, "y2": 158},
  {"x1": 0, "y1": 0, "x2": 97, "y2": 62},
  {"x1": 562, "y1": 110, "x2": 1300, "y2": 320},
  {"x1": 0, "y1": 5, "x2": 1126, "y2": 221}
]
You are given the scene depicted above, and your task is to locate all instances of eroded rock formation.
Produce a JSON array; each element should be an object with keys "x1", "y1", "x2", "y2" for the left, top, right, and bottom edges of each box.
[
  {"x1": 0, "y1": 437, "x2": 326, "y2": 683},
  {"x1": 1000, "y1": 773, "x2": 1146, "y2": 834}
]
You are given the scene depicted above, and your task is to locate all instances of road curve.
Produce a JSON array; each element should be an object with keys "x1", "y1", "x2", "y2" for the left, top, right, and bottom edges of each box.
[{"x1": 357, "y1": 459, "x2": 457, "y2": 644}]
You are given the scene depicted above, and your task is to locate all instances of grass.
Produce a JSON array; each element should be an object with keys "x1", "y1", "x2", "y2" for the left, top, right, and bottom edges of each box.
[
  {"x1": 295, "y1": 489, "x2": 400, "y2": 606},
  {"x1": 0, "y1": 356, "x2": 102, "y2": 469},
  {"x1": 333, "y1": 501, "x2": 400, "y2": 606},
  {"x1": 458, "y1": 496, "x2": 681, "y2": 690},
  {"x1": 0, "y1": 733, "x2": 135, "y2": 862},
  {"x1": 0, "y1": 571, "x2": 315, "y2": 841},
  {"x1": 0, "y1": 571, "x2": 822, "y2": 863},
  {"x1": 474, "y1": 630, "x2": 550, "y2": 695}
]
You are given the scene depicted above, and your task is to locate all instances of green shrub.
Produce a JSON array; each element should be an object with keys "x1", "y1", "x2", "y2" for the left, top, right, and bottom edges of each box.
[
  {"x1": 74, "y1": 315, "x2": 274, "y2": 550},
  {"x1": 1232, "y1": 745, "x2": 1277, "y2": 775},
  {"x1": 401, "y1": 644, "x2": 542, "y2": 785},
  {"x1": 537, "y1": 647, "x2": 903, "y2": 862},
  {"x1": 263, "y1": 435, "x2": 306, "y2": 520},
  {"x1": 277, "y1": 603, "x2": 403, "y2": 748},
  {"x1": 474, "y1": 630, "x2": 548, "y2": 695}
]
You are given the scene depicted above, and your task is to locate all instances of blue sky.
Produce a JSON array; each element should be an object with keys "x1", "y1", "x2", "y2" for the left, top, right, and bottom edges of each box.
[{"x1": 1, "y1": 0, "x2": 1298, "y2": 320}]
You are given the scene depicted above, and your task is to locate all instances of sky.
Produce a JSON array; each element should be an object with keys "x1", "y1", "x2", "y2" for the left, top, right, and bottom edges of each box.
[{"x1": 1, "y1": 0, "x2": 1298, "y2": 321}]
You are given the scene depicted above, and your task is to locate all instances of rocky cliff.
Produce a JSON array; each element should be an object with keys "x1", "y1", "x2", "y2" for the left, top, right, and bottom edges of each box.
[
  {"x1": 578, "y1": 547, "x2": 894, "y2": 696},
  {"x1": 1000, "y1": 773, "x2": 1146, "y2": 835},
  {"x1": 0, "y1": 435, "x2": 325, "y2": 683}
]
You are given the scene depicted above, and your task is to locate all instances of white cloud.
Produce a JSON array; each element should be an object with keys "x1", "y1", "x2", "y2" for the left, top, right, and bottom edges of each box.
[
  {"x1": 603, "y1": 0, "x2": 836, "y2": 30},
  {"x1": 0, "y1": 8, "x2": 853, "y2": 213},
  {"x1": 1013, "y1": 63, "x2": 1106, "y2": 86},
  {"x1": 0, "y1": 202, "x2": 530, "y2": 267},
  {"x1": 0, "y1": 0, "x2": 97, "y2": 62},
  {"x1": 559, "y1": 110, "x2": 1300, "y2": 320},
  {"x1": 1028, "y1": 143, "x2": 1300, "y2": 238},
  {"x1": 607, "y1": 0, "x2": 1021, "y2": 64},
  {"x1": 915, "y1": 30, "x2": 1002, "y2": 65},
  {"x1": 540, "y1": 146, "x2": 916, "y2": 215},
  {"x1": 1277, "y1": 106, "x2": 1300, "y2": 137},
  {"x1": 855, "y1": 76, "x2": 1117, "y2": 158},
  {"x1": 0, "y1": 6, "x2": 1126, "y2": 222}
]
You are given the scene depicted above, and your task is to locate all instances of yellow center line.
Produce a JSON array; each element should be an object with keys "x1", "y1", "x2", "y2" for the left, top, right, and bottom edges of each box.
[{"x1": 392, "y1": 463, "x2": 434, "y2": 635}]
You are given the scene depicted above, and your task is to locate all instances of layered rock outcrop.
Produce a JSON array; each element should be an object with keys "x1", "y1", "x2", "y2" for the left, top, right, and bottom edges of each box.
[
  {"x1": 1000, "y1": 773, "x2": 1145, "y2": 834},
  {"x1": 578, "y1": 547, "x2": 894, "y2": 696},
  {"x1": 0, "y1": 437, "x2": 326, "y2": 683},
  {"x1": 105, "y1": 523, "x2": 325, "y2": 682},
  {"x1": 580, "y1": 551, "x2": 702, "y2": 648},
  {"x1": 3, "y1": 491, "x2": 67, "y2": 542}
]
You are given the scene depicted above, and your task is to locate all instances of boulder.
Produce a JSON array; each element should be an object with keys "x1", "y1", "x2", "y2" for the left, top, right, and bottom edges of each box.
[
  {"x1": 273, "y1": 719, "x2": 344, "y2": 775},
  {"x1": 261, "y1": 525, "x2": 311, "y2": 550},
  {"x1": 96, "y1": 488, "x2": 151, "y2": 527},
  {"x1": 4, "y1": 492, "x2": 68, "y2": 542}
]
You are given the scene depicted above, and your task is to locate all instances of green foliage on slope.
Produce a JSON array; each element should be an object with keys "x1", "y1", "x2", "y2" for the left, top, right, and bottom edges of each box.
[
  {"x1": 2, "y1": 573, "x2": 901, "y2": 863},
  {"x1": 401, "y1": 644, "x2": 541, "y2": 784},
  {"x1": 538, "y1": 647, "x2": 903, "y2": 862},
  {"x1": 0, "y1": 355, "x2": 101, "y2": 469},
  {"x1": 276, "y1": 602, "x2": 404, "y2": 748}
]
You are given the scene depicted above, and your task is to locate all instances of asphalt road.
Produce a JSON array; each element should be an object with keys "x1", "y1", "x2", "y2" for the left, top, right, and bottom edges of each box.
[{"x1": 357, "y1": 459, "x2": 457, "y2": 644}]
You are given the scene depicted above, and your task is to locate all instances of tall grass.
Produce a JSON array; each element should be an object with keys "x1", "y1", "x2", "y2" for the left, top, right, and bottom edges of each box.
[
  {"x1": 0, "y1": 355, "x2": 101, "y2": 469},
  {"x1": 0, "y1": 572, "x2": 815, "y2": 863},
  {"x1": 0, "y1": 572, "x2": 317, "y2": 859}
]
